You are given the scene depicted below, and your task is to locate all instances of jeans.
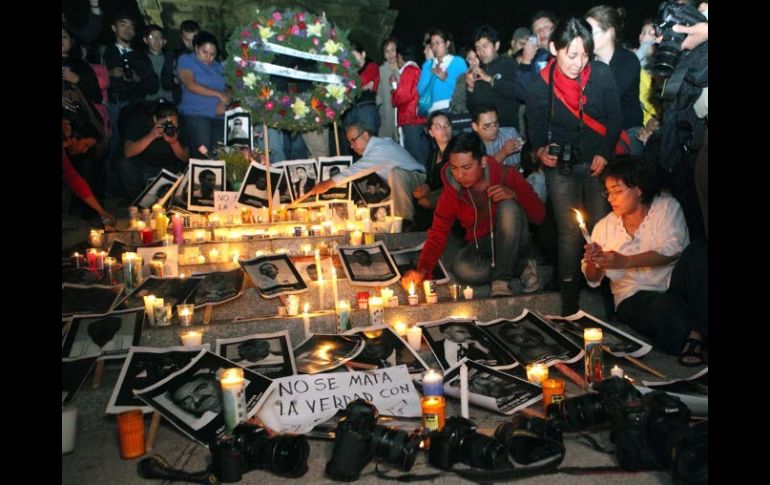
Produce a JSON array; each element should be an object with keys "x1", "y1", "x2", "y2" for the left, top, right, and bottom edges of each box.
[
  {"x1": 387, "y1": 168, "x2": 426, "y2": 220},
  {"x1": 616, "y1": 240, "x2": 708, "y2": 354},
  {"x1": 625, "y1": 126, "x2": 644, "y2": 156},
  {"x1": 451, "y1": 199, "x2": 530, "y2": 285},
  {"x1": 301, "y1": 127, "x2": 330, "y2": 159},
  {"x1": 183, "y1": 115, "x2": 224, "y2": 156},
  {"x1": 343, "y1": 101, "x2": 380, "y2": 135},
  {"x1": 400, "y1": 124, "x2": 430, "y2": 169},
  {"x1": 255, "y1": 127, "x2": 285, "y2": 163},
  {"x1": 105, "y1": 100, "x2": 130, "y2": 197},
  {"x1": 544, "y1": 162, "x2": 609, "y2": 284}
]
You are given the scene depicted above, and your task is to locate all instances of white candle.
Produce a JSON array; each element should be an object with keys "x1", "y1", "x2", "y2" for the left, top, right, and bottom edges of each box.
[
  {"x1": 422, "y1": 369, "x2": 443, "y2": 396},
  {"x1": 611, "y1": 365, "x2": 624, "y2": 378},
  {"x1": 349, "y1": 230, "x2": 363, "y2": 246},
  {"x1": 408, "y1": 281, "x2": 419, "y2": 306},
  {"x1": 331, "y1": 267, "x2": 339, "y2": 305},
  {"x1": 463, "y1": 286, "x2": 474, "y2": 300},
  {"x1": 286, "y1": 295, "x2": 300, "y2": 316},
  {"x1": 317, "y1": 277, "x2": 325, "y2": 310},
  {"x1": 573, "y1": 209, "x2": 593, "y2": 244},
  {"x1": 381, "y1": 287, "x2": 394, "y2": 300},
  {"x1": 208, "y1": 248, "x2": 220, "y2": 263},
  {"x1": 336, "y1": 300, "x2": 351, "y2": 332},
  {"x1": 391, "y1": 216, "x2": 403, "y2": 233},
  {"x1": 301, "y1": 243, "x2": 312, "y2": 256},
  {"x1": 368, "y1": 297, "x2": 384, "y2": 326},
  {"x1": 407, "y1": 326, "x2": 422, "y2": 351},
  {"x1": 220, "y1": 368, "x2": 247, "y2": 434},
  {"x1": 394, "y1": 321, "x2": 408, "y2": 337},
  {"x1": 177, "y1": 304, "x2": 195, "y2": 326},
  {"x1": 460, "y1": 363, "x2": 469, "y2": 418},
  {"x1": 314, "y1": 248, "x2": 324, "y2": 280},
  {"x1": 143, "y1": 295, "x2": 157, "y2": 326},
  {"x1": 303, "y1": 303, "x2": 311, "y2": 339},
  {"x1": 180, "y1": 330, "x2": 202, "y2": 346}
]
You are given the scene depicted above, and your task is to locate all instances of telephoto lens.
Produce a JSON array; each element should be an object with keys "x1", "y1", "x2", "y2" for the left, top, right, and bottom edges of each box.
[
  {"x1": 210, "y1": 436, "x2": 244, "y2": 483},
  {"x1": 237, "y1": 425, "x2": 310, "y2": 478},
  {"x1": 371, "y1": 425, "x2": 421, "y2": 471},
  {"x1": 428, "y1": 416, "x2": 509, "y2": 471},
  {"x1": 325, "y1": 399, "x2": 378, "y2": 481},
  {"x1": 494, "y1": 414, "x2": 564, "y2": 464}
]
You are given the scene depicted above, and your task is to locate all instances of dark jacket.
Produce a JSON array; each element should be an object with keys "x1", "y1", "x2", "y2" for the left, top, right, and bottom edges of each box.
[
  {"x1": 467, "y1": 55, "x2": 522, "y2": 128},
  {"x1": 609, "y1": 47, "x2": 643, "y2": 130}
]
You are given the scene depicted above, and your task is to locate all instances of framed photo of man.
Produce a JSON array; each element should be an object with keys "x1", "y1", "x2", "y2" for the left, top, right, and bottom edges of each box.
[
  {"x1": 188, "y1": 159, "x2": 226, "y2": 212},
  {"x1": 132, "y1": 169, "x2": 179, "y2": 209},
  {"x1": 216, "y1": 331, "x2": 296, "y2": 379},
  {"x1": 329, "y1": 200, "x2": 353, "y2": 224},
  {"x1": 278, "y1": 159, "x2": 319, "y2": 202},
  {"x1": 168, "y1": 166, "x2": 190, "y2": 210},
  {"x1": 317, "y1": 156, "x2": 352, "y2": 201},
  {"x1": 368, "y1": 201, "x2": 394, "y2": 232},
  {"x1": 352, "y1": 172, "x2": 391, "y2": 205},
  {"x1": 237, "y1": 161, "x2": 283, "y2": 209},
  {"x1": 224, "y1": 108, "x2": 253, "y2": 149},
  {"x1": 337, "y1": 241, "x2": 400, "y2": 286},
  {"x1": 240, "y1": 253, "x2": 307, "y2": 298}
]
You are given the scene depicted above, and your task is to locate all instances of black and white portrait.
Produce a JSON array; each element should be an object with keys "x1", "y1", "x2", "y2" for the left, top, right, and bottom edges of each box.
[
  {"x1": 545, "y1": 311, "x2": 651, "y2": 358},
  {"x1": 318, "y1": 156, "x2": 351, "y2": 200},
  {"x1": 107, "y1": 346, "x2": 207, "y2": 413},
  {"x1": 338, "y1": 241, "x2": 400, "y2": 286},
  {"x1": 216, "y1": 331, "x2": 295, "y2": 379},
  {"x1": 133, "y1": 169, "x2": 179, "y2": 209},
  {"x1": 294, "y1": 257, "x2": 344, "y2": 284},
  {"x1": 136, "y1": 245, "x2": 179, "y2": 278},
  {"x1": 169, "y1": 166, "x2": 190, "y2": 210},
  {"x1": 237, "y1": 161, "x2": 282, "y2": 209},
  {"x1": 62, "y1": 283, "x2": 124, "y2": 316},
  {"x1": 353, "y1": 172, "x2": 391, "y2": 205},
  {"x1": 421, "y1": 319, "x2": 515, "y2": 371},
  {"x1": 191, "y1": 269, "x2": 244, "y2": 306},
  {"x1": 62, "y1": 356, "x2": 98, "y2": 405},
  {"x1": 224, "y1": 108, "x2": 252, "y2": 149},
  {"x1": 293, "y1": 334, "x2": 365, "y2": 374},
  {"x1": 444, "y1": 360, "x2": 542, "y2": 415},
  {"x1": 391, "y1": 243, "x2": 450, "y2": 283},
  {"x1": 114, "y1": 275, "x2": 204, "y2": 312},
  {"x1": 279, "y1": 159, "x2": 318, "y2": 202},
  {"x1": 61, "y1": 310, "x2": 144, "y2": 360},
  {"x1": 188, "y1": 159, "x2": 226, "y2": 212},
  {"x1": 347, "y1": 326, "x2": 428, "y2": 374},
  {"x1": 134, "y1": 351, "x2": 273, "y2": 445},
  {"x1": 240, "y1": 254, "x2": 307, "y2": 298}
]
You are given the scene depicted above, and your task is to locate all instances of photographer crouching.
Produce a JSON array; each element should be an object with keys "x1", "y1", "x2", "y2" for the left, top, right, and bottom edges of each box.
[{"x1": 119, "y1": 99, "x2": 189, "y2": 201}]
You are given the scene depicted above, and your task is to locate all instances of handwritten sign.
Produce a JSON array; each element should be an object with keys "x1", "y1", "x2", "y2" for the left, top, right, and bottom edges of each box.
[
  {"x1": 214, "y1": 191, "x2": 240, "y2": 214},
  {"x1": 256, "y1": 365, "x2": 421, "y2": 433}
]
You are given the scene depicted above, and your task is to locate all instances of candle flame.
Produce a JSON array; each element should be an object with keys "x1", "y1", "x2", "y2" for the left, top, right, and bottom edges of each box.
[
  {"x1": 409, "y1": 280, "x2": 415, "y2": 296},
  {"x1": 573, "y1": 208, "x2": 585, "y2": 225},
  {"x1": 303, "y1": 302, "x2": 310, "y2": 313}
]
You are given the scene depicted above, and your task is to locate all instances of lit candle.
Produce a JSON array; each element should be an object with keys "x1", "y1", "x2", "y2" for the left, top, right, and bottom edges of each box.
[
  {"x1": 122, "y1": 252, "x2": 142, "y2": 291},
  {"x1": 286, "y1": 295, "x2": 300, "y2": 316},
  {"x1": 391, "y1": 216, "x2": 403, "y2": 233},
  {"x1": 542, "y1": 378, "x2": 565, "y2": 412},
  {"x1": 408, "y1": 281, "x2": 419, "y2": 306},
  {"x1": 368, "y1": 297, "x2": 384, "y2": 326},
  {"x1": 302, "y1": 303, "x2": 311, "y2": 339},
  {"x1": 584, "y1": 328, "x2": 604, "y2": 385},
  {"x1": 381, "y1": 287, "x2": 394, "y2": 301},
  {"x1": 208, "y1": 248, "x2": 220, "y2": 263},
  {"x1": 463, "y1": 286, "x2": 474, "y2": 300},
  {"x1": 180, "y1": 330, "x2": 202, "y2": 347},
  {"x1": 422, "y1": 369, "x2": 443, "y2": 397},
  {"x1": 449, "y1": 284, "x2": 460, "y2": 301},
  {"x1": 336, "y1": 300, "x2": 351, "y2": 333},
  {"x1": 610, "y1": 365, "x2": 624, "y2": 378},
  {"x1": 421, "y1": 396, "x2": 446, "y2": 433},
  {"x1": 393, "y1": 321, "x2": 408, "y2": 337},
  {"x1": 197, "y1": 254, "x2": 206, "y2": 265},
  {"x1": 172, "y1": 214, "x2": 184, "y2": 244},
  {"x1": 231, "y1": 252, "x2": 240, "y2": 263},
  {"x1": 300, "y1": 243, "x2": 312, "y2": 256},
  {"x1": 526, "y1": 363, "x2": 549, "y2": 385},
  {"x1": 104, "y1": 257, "x2": 117, "y2": 285},
  {"x1": 88, "y1": 229, "x2": 104, "y2": 248},
  {"x1": 407, "y1": 326, "x2": 422, "y2": 351},
  {"x1": 154, "y1": 209, "x2": 168, "y2": 239},
  {"x1": 71, "y1": 252, "x2": 82, "y2": 269},
  {"x1": 331, "y1": 267, "x2": 339, "y2": 305},
  {"x1": 143, "y1": 295, "x2": 157, "y2": 326},
  {"x1": 177, "y1": 304, "x2": 195, "y2": 326},
  {"x1": 220, "y1": 368, "x2": 247, "y2": 434},
  {"x1": 349, "y1": 230, "x2": 363, "y2": 246},
  {"x1": 317, "y1": 274, "x2": 325, "y2": 310},
  {"x1": 140, "y1": 227, "x2": 154, "y2": 244},
  {"x1": 194, "y1": 229, "x2": 206, "y2": 243},
  {"x1": 573, "y1": 209, "x2": 593, "y2": 244},
  {"x1": 153, "y1": 299, "x2": 171, "y2": 326},
  {"x1": 423, "y1": 280, "x2": 434, "y2": 297},
  {"x1": 460, "y1": 363, "x2": 469, "y2": 418}
]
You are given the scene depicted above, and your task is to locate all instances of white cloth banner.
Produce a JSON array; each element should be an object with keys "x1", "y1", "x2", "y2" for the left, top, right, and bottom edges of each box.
[
  {"x1": 252, "y1": 40, "x2": 340, "y2": 64},
  {"x1": 256, "y1": 365, "x2": 422, "y2": 433},
  {"x1": 247, "y1": 60, "x2": 345, "y2": 85}
]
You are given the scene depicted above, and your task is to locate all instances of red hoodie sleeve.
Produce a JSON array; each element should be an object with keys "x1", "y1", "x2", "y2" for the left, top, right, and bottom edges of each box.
[
  {"x1": 416, "y1": 186, "x2": 458, "y2": 276},
  {"x1": 361, "y1": 62, "x2": 380, "y2": 92},
  {"x1": 391, "y1": 66, "x2": 414, "y2": 108},
  {"x1": 62, "y1": 150, "x2": 94, "y2": 200},
  {"x1": 505, "y1": 166, "x2": 545, "y2": 224}
]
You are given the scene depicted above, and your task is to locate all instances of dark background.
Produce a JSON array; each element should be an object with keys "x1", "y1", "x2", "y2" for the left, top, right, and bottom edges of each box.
[{"x1": 389, "y1": 0, "x2": 664, "y2": 53}]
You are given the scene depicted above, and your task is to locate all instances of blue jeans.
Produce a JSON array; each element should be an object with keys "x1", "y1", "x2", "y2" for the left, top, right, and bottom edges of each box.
[
  {"x1": 452, "y1": 199, "x2": 530, "y2": 285},
  {"x1": 625, "y1": 126, "x2": 644, "y2": 156},
  {"x1": 343, "y1": 102, "x2": 380, "y2": 135},
  {"x1": 544, "y1": 162, "x2": 609, "y2": 284},
  {"x1": 400, "y1": 124, "x2": 430, "y2": 169},
  {"x1": 255, "y1": 128, "x2": 285, "y2": 163},
  {"x1": 183, "y1": 115, "x2": 224, "y2": 156}
]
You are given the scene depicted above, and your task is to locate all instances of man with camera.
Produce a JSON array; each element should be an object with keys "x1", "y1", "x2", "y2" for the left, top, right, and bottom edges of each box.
[{"x1": 120, "y1": 101, "x2": 189, "y2": 201}]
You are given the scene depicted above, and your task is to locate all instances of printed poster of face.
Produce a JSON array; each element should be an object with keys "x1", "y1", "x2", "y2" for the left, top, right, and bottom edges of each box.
[
  {"x1": 216, "y1": 331, "x2": 296, "y2": 379},
  {"x1": 391, "y1": 243, "x2": 450, "y2": 283},
  {"x1": 113, "y1": 275, "x2": 204, "y2": 312},
  {"x1": 132, "y1": 169, "x2": 179, "y2": 209},
  {"x1": 420, "y1": 318, "x2": 517, "y2": 371},
  {"x1": 224, "y1": 109, "x2": 252, "y2": 149},
  {"x1": 317, "y1": 156, "x2": 351, "y2": 201},
  {"x1": 188, "y1": 159, "x2": 226, "y2": 212},
  {"x1": 240, "y1": 254, "x2": 307, "y2": 298},
  {"x1": 444, "y1": 360, "x2": 542, "y2": 415},
  {"x1": 337, "y1": 241, "x2": 400, "y2": 286},
  {"x1": 237, "y1": 161, "x2": 283, "y2": 209},
  {"x1": 353, "y1": 172, "x2": 391, "y2": 205},
  {"x1": 345, "y1": 326, "x2": 429, "y2": 374},
  {"x1": 62, "y1": 283, "x2": 124, "y2": 316},
  {"x1": 280, "y1": 159, "x2": 318, "y2": 202},
  {"x1": 61, "y1": 310, "x2": 144, "y2": 360},
  {"x1": 293, "y1": 334, "x2": 365, "y2": 374},
  {"x1": 190, "y1": 269, "x2": 244, "y2": 307},
  {"x1": 544, "y1": 310, "x2": 652, "y2": 358}
]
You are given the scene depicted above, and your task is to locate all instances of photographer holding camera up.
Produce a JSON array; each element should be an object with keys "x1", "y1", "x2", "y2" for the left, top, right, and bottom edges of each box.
[{"x1": 120, "y1": 100, "x2": 189, "y2": 201}]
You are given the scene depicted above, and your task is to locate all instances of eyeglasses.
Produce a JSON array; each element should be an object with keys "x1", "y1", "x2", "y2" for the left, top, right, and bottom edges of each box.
[
  {"x1": 480, "y1": 120, "x2": 499, "y2": 130},
  {"x1": 431, "y1": 122, "x2": 451, "y2": 130},
  {"x1": 602, "y1": 186, "x2": 630, "y2": 199},
  {"x1": 347, "y1": 131, "x2": 365, "y2": 145}
]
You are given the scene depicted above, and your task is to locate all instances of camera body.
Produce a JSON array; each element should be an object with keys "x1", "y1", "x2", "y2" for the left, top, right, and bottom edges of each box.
[
  {"x1": 210, "y1": 423, "x2": 309, "y2": 482},
  {"x1": 651, "y1": 0, "x2": 707, "y2": 78},
  {"x1": 494, "y1": 414, "x2": 563, "y2": 465},
  {"x1": 122, "y1": 57, "x2": 133, "y2": 79},
  {"x1": 161, "y1": 120, "x2": 177, "y2": 137},
  {"x1": 428, "y1": 416, "x2": 509, "y2": 471},
  {"x1": 548, "y1": 142, "x2": 580, "y2": 174}
]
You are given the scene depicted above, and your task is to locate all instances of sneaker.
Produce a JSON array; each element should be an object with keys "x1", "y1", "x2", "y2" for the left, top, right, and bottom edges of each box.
[
  {"x1": 520, "y1": 259, "x2": 540, "y2": 294},
  {"x1": 490, "y1": 280, "x2": 514, "y2": 297}
]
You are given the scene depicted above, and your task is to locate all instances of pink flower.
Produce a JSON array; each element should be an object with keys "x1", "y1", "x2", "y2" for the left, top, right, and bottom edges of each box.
[
  {"x1": 295, "y1": 12, "x2": 305, "y2": 21},
  {"x1": 276, "y1": 34, "x2": 285, "y2": 41},
  {"x1": 240, "y1": 29, "x2": 250, "y2": 38},
  {"x1": 272, "y1": 11, "x2": 282, "y2": 20},
  {"x1": 289, "y1": 25, "x2": 300, "y2": 35},
  {"x1": 312, "y1": 37, "x2": 319, "y2": 46},
  {"x1": 342, "y1": 59, "x2": 351, "y2": 69},
  {"x1": 281, "y1": 95, "x2": 291, "y2": 105},
  {"x1": 325, "y1": 108, "x2": 335, "y2": 118},
  {"x1": 265, "y1": 101, "x2": 274, "y2": 111},
  {"x1": 349, "y1": 81, "x2": 357, "y2": 89},
  {"x1": 315, "y1": 116, "x2": 321, "y2": 123}
]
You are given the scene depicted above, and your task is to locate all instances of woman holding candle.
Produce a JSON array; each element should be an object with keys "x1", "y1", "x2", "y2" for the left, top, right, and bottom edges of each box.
[
  {"x1": 582, "y1": 156, "x2": 707, "y2": 367},
  {"x1": 525, "y1": 17, "x2": 623, "y2": 315}
]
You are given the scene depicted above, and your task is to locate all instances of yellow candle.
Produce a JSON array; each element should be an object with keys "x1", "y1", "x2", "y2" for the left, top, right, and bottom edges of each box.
[
  {"x1": 350, "y1": 230, "x2": 363, "y2": 246},
  {"x1": 393, "y1": 321, "x2": 408, "y2": 337},
  {"x1": 526, "y1": 363, "x2": 549, "y2": 385}
]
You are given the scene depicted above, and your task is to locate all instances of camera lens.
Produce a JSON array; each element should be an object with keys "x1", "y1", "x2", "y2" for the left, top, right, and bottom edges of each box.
[
  {"x1": 495, "y1": 417, "x2": 563, "y2": 465},
  {"x1": 651, "y1": 41, "x2": 683, "y2": 78},
  {"x1": 462, "y1": 432, "x2": 510, "y2": 470},
  {"x1": 244, "y1": 432, "x2": 309, "y2": 478},
  {"x1": 671, "y1": 422, "x2": 707, "y2": 485},
  {"x1": 211, "y1": 437, "x2": 244, "y2": 483},
  {"x1": 371, "y1": 426, "x2": 420, "y2": 471},
  {"x1": 547, "y1": 393, "x2": 608, "y2": 430}
]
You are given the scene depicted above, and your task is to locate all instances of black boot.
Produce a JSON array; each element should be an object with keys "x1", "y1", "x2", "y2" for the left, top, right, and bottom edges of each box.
[{"x1": 560, "y1": 278, "x2": 581, "y2": 316}]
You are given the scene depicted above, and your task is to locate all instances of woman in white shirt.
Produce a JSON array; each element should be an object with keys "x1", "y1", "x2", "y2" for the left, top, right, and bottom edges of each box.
[{"x1": 582, "y1": 156, "x2": 707, "y2": 366}]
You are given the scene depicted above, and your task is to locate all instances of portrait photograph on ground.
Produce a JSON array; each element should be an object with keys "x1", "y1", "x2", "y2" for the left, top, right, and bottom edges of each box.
[
  {"x1": 420, "y1": 317, "x2": 517, "y2": 371},
  {"x1": 345, "y1": 325, "x2": 429, "y2": 374},
  {"x1": 132, "y1": 169, "x2": 179, "y2": 209},
  {"x1": 216, "y1": 331, "x2": 296, "y2": 379},
  {"x1": 279, "y1": 158, "x2": 318, "y2": 202},
  {"x1": 240, "y1": 253, "x2": 307, "y2": 298},
  {"x1": 444, "y1": 359, "x2": 542, "y2": 415},
  {"x1": 317, "y1": 156, "x2": 352, "y2": 201},
  {"x1": 113, "y1": 276, "x2": 204, "y2": 312},
  {"x1": 544, "y1": 310, "x2": 652, "y2": 357},
  {"x1": 136, "y1": 245, "x2": 179, "y2": 278},
  {"x1": 61, "y1": 310, "x2": 144, "y2": 360},
  {"x1": 237, "y1": 161, "x2": 283, "y2": 209},
  {"x1": 107, "y1": 346, "x2": 208, "y2": 414},
  {"x1": 134, "y1": 351, "x2": 274, "y2": 446},
  {"x1": 292, "y1": 334, "x2": 365, "y2": 374},
  {"x1": 62, "y1": 283, "x2": 124, "y2": 316},
  {"x1": 62, "y1": 356, "x2": 98, "y2": 405},
  {"x1": 190, "y1": 269, "x2": 245, "y2": 307},
  {"x1": 293, "y1": 255, "x2": 345, "y2": 284},
  {"x1": 391, "y1": 242, "x2": 450, "y2": 283},
  {"x1": 479, "y1": 310, "x2": 584, "y2": 367},
  {"x1": 337, "y1": 241, "x2": 400, "y2": 286},
  {"x1": 368, "y1": 201, "x2": 394, "y2": 232},
  {"x1": 352, "y1": 172, "x2": 391, "y2": 205},
  {"x1": 188, "y1": 159, "x2": 226, "y2": 211},
  {"x1": 224, "y1": 108, "x2": 252, "y2": 149}
]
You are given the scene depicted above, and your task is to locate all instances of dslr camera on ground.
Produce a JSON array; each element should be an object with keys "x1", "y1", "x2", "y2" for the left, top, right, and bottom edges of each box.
[
  {"x1": 428, "y1": 416, "x2": 510, "y2": 471},
  {"x1": 547, "y1": 376, "x2": 707, "y2": 484},
  {"x1": 210, "y1": 423, "x2": 309, "y2": 482},
  {"x1": 652, "y1": 0, "x2": 707, "y2": 78},
  {"x1": 326, "y1": 399, "x2": 421, "y2": 481}
]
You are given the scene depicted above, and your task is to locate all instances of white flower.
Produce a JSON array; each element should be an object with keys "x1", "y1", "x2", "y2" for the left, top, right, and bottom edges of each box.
[
  {"x1": 326, "y1": 84, "x2": 346, "y2": 104},
  {"x1": 323, "y1": 39, "x2": 342, "y2": 55},
  {"x1": 291, "y1": 98, "x2": 310, "y2": 119},
  {"x1": 307, "y1": 22, "x2": 323, "y2": 37},
  {"x1": 243, "y1": 73, "x2": 257, "y2": 89},
  {"x1": 258, "y1": 26, "x2": 274, "y2": 41}
]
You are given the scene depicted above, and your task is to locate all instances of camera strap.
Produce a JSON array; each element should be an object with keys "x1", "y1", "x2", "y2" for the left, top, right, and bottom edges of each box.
[
  {"x1": 137, "y1": 454, "x2": 219, "y2": 484},
  {"x1": 452, "y1": 439, "x2": 565, "y2": 483},
  {"x1": 373, "y1": 461, "x2": 443, "y2": 482}
]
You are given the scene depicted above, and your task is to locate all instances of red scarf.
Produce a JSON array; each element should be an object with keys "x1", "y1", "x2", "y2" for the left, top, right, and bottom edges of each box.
[{"x1": 540, "y1": 59, "x2": 630, "y2": 155}]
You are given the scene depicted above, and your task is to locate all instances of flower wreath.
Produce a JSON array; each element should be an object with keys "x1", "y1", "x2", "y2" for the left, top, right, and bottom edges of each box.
[{"x1": 224, "y1": 8, "x2": 361, "y2": 132}]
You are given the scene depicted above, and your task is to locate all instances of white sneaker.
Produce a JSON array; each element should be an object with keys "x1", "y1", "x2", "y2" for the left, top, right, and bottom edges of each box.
[
  {"x1": 520, "y1": 259, "x2": 540, "y2": 293},
  {"x1": 490, "y1": 280, "x2": 514, "y2": 297}
]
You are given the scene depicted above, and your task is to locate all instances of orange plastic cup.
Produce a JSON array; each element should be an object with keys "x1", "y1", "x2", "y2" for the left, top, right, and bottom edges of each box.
[{"x1": 117, "y1": 410, "x2": 146, "y2": 459}]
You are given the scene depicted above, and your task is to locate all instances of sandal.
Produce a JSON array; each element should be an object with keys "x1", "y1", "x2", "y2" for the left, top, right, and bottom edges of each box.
[{"x1": 678, "y1": 338, "x2": 705, "y2": 367}]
